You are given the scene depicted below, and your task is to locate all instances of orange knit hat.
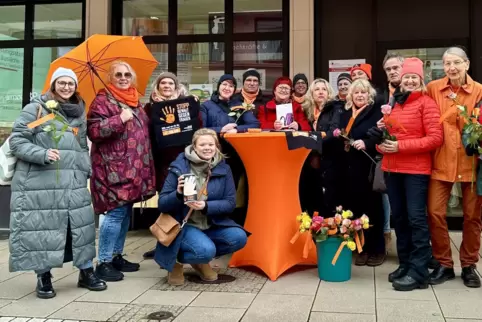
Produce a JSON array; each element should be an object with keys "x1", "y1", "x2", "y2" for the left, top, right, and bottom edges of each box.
[{"x1": 350, "y1": 64, "x2": 372, "y2": 80}]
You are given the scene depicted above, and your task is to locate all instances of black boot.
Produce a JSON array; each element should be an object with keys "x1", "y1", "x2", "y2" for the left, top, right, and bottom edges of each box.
[
  {"x1": 96, "y1": 262, "x2": 124, "y2": 282},
  {"x1": 112, "y1": 254, "x2": 140, "y2": 272},
  {"x1": 143, "y1": 249, "x2": 155, "y2": 259},
  {"x1": 461, "y1": 266, "x2": 481, "y2": 288},
  {"x1": 78, "y1": 267, "x2": 108, "y2": 291},
  {"x1": 36, "y1": 271, "x2": 56, "y2": 299},
  {"x1": 388, "y1": 267, "x2": 408, "y2": 283},
  {"x1": 428, "y1": 257, "x2": 440, "y2": 270},
  {"x1": 392, "y1": 275, "x2": 428, "y2": 291},
  {"x1": 429, "y1": 266, "x2": 455, "y2": 285}
]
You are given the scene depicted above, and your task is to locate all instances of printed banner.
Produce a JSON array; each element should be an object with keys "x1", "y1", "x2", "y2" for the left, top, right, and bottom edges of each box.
[{"x1": 150, "y1": 96, "x2": 201, "y2": 149}]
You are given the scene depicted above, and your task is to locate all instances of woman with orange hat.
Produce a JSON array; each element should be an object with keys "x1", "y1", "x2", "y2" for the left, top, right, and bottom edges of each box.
[
  {"x1": 350, "y1": 64, "x2": 373, "y2": 82},
  {"x1": 373, "y1": 57, "x2": 443, "y2": 291}
]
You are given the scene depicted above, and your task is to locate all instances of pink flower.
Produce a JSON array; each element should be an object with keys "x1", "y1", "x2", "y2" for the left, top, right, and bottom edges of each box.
[
  {"x1": 342, "y1": 219, "x2": 351, "y2": 227},
  {"x1": 327, "y1": 218, "x2": 334, "y2": 226},
  {"x1": 311, "y1": 221, "x2": 322, "y2": 232},
  {"x1": 381, "y1": 104, "x2": 392, "y2": 115},
  {"x1": 312, "y1": 216, "x2": 324, "y2": 224},
  {"x1": 336, "y1": 205, "x2": 343, "y2": 213},
  {"x1": 340, "y1": 226, "x2": 347, "y2": 234},
  {"x1": 333, "y1": 128, "x2": 341, "y2": 137}
]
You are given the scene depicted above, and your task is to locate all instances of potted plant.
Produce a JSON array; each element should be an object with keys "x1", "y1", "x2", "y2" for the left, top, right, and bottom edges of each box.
[{"x1": 291, "y1": 206, "x2": 370, "y2": 282}]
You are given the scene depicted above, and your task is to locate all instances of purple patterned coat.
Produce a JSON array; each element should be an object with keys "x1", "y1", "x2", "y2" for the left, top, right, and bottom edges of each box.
[{"x1": 87, "y1": 90, "x2": 156, "y2": 215}]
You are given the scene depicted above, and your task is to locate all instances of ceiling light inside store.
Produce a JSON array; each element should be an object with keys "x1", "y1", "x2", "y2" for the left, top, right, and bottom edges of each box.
[{"x1": 150, "y1": 16, "x2": 159, "y2": 20}]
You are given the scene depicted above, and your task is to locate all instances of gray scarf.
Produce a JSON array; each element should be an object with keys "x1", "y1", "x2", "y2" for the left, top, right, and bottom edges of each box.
[{"x1": 59, "y1": 97, "x2": 85, "y2": 118}]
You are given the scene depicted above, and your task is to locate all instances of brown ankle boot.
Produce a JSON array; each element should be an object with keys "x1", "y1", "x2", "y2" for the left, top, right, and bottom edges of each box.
[
  {"x1": 191, "y1": 264, "x2": 218, "y2": 281},
  {"x1": 168, "y1": 263, "x2": 185, "y2": 286},
  {"x1": 384, "y1": 232, "x2": 392, "y2": 251}
]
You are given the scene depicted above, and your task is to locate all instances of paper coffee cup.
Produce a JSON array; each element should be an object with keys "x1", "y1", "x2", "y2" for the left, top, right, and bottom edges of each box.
[{"x1": 183, "y1": 174, "x2": 197, "y2": 203}]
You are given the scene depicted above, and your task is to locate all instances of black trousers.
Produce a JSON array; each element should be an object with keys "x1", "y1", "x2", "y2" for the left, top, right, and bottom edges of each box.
[{"x1": 386, "y1": 173, "x2": 431, "y2": 282}]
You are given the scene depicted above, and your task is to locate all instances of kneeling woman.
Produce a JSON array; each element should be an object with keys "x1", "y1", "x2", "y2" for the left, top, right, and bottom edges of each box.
[{"x1": 154, "y1": 128, "x2": 248, "y2": 285}]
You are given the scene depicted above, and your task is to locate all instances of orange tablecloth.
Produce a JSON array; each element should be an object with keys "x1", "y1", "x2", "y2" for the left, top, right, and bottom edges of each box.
[{"x1": 225, "y1": 132, "x2": 317, "y2": 281}]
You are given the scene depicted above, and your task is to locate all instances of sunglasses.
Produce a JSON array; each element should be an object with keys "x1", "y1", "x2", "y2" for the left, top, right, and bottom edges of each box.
[{"x1": 114, "y1": 72, "x2": 133, "y2": 79}]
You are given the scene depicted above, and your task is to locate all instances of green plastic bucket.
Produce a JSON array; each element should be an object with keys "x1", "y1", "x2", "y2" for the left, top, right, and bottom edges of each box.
[{"x1": 316, "y1": 237, "x2": 352, "y2": 282}]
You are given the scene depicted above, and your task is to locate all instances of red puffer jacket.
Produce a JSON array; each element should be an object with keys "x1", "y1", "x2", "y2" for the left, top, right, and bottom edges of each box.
[
  {"x1": 258, "y1": 99, "x2": 311, "y2": 131},
  {"x1": 377, "y1": 91, "x2": 443, "y2": 175}
]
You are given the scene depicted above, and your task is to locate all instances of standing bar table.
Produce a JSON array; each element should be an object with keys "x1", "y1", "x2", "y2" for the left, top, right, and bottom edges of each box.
[{"x1": 224, "y1": 132, "x2": 317, "y2": 281}]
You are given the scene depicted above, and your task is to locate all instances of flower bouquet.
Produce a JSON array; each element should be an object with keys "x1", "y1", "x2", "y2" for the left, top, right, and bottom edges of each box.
[
  {"x1": 290, "y1": 207, "x2": 370, "y2": 282},
  {"x1": 446, "y1": 91, "x2": 482, "y2": 190}
]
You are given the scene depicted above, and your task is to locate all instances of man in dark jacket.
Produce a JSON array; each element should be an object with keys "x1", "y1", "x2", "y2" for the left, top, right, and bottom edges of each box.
[
  {"x1": 232, "y1": 69, "x2": 270, "y2": 116},
  {"x1": 377, "y1": 52, "x2": 404, "y2": 104}
]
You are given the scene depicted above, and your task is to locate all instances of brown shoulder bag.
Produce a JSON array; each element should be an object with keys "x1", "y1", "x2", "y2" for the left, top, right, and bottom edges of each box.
[{"x1": 150, "y1": 172, "x2": 211, "y2": 247}]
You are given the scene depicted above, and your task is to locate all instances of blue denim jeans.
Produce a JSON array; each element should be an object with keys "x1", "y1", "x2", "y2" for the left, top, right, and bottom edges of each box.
[
  {"x1": 35, "y1": 260, "x2": 93, "y2": 275},
  {"x1": 382, "y1": 193, "x2": 391, "y2": 233},
  {"x1": 178, "y1": 225, "x2": 248, "y2": 264},
  {"x1": 386, "y1": 173, "x2": 431, "y2": 282},
  {"x1": 98, "y1": 204, "x2": 133, "y2": 263}
]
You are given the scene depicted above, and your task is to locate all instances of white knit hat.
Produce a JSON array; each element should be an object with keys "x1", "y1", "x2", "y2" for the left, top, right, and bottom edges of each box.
[{"x1": 50, "y1": 67, "x2": 78, "y2": 86}]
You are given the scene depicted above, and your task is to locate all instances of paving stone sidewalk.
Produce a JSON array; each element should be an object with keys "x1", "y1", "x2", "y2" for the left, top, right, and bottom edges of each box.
[{"x1": 0, "y1": 231, "x2": 481, "y2": 322}]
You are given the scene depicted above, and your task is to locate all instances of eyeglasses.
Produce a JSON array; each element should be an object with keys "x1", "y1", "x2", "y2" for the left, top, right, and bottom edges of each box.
[
  {"x1": 114, "y1": 72, "x2": 133, "y2": 79},
  {"x1": 56, "y1": 81, "x2": 76, "y2": 88},
  {"x1": 443, "y1": 60, "x2": 465, "y2": 68},
  {"x1": 277, "y1": 86, "x2": 291, "y2": 93}
]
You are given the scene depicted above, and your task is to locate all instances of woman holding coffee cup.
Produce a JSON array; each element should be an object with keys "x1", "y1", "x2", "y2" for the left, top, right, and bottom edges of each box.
[{"x1": 154, "y1": 128, "x2": 249, "y2": 286}]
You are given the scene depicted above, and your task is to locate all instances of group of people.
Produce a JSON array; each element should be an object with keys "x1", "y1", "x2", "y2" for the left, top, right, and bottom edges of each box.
[{"x1": 6, "y1": 45, "x2": 481, "y2": 298}]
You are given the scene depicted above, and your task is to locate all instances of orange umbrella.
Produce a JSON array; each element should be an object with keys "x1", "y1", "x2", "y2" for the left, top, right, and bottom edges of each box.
[{"x1": 42, "y1": 34, "x2": 158, "y2": 110}]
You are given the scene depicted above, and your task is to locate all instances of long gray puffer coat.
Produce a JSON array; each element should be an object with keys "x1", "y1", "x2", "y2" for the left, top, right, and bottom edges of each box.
[{"x1": 9, "y1": 95, "x2": 96, "y2": 272}]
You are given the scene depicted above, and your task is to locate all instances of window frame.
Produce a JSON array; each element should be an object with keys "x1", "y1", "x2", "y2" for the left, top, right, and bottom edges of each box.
[
  {"x1": 0, "y1": 0, "x2": 86, "y2": 107},
  {"x1": 112, "y1": 0, "x2": 289, "y2": 77}
]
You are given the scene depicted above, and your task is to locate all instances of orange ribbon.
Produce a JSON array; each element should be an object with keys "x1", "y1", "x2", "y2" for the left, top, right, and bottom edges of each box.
[
  {"x1": 303, "y1": 236, "x2": 313, "y2": 259},
  {"x1": 290, "y1": 231, "x2": 301, "y2": 244},
  {"x1": 331, "y1": 241, "x2": 348, "y2": 265},
  {"x1": 27, "y1": 113, "x2": 55, "y2": 129},
  {"x1": 71, "y1": 127, "x2": 79, "y2": 136}
]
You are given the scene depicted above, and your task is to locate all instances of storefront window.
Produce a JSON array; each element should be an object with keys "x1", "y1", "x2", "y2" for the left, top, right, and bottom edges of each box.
[
  {"x1": 34, "y1": 3, "x2": 82, "y2": 39},
  {"x1": 233, "y1": 0, "x2": 282, "y2": 33},
  {"x1": 31, "y1": 47, "x2": 74, "y2": 100},
  {"x1": 123, "y1": 0, "x2": 168, "y2": 36},
  {"x1": 0, "y1": 48, "x2": 24, "y2": 145},
  {"x1": 0, "y1": 5, "x2": 25, "y2": 40},
  {"x1": 387, "y1": 47, "x2": 448, "y2": 84},
  {"x1": 141, "y1": 44, "x2": 168, "y2": 104},
  {"x1": 178, "y1": 0, "x2": 224, "y2": 35},
  {"x1": 233, "y1": 41, "x2": 282, "y2": 90},
  {"x1": 177, "y1": 42, "x2": 223, "y2": 102}
]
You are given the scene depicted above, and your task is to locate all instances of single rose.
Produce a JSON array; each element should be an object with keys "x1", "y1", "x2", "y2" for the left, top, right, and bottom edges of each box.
[
  {"x1": 333, "y1": 128, "x2": 341, "y2": 137},
  {"x1": 45, "y1": 100, "x2": 58, "y2": 110},
  {"x1": 381, "y1": 104, "x2": 392, "y2": 115}
]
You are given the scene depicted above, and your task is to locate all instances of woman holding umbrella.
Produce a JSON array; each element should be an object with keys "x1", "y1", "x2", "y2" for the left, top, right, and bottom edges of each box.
[
  {"x1": 8, "y1": 67, "x2": 107, "y2": 298},
  {"x1": 87, "y1": 61, "x2": 156, "y2": 282}
]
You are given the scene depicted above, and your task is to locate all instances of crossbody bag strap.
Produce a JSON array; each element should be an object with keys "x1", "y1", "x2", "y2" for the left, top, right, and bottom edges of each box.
[
  {"x1": 36, "y1": 104, "x2": 43, "y2": 120},
  {"x1": 180, "y1": 168, "x2": 212, "y2": 228}
]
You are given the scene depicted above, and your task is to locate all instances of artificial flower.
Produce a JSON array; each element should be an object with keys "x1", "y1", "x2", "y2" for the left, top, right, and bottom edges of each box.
[
  {"x1": 342, "y1": 210, "x2": 353, "y2": 219},
  {"x1": 45, "y1": 100, "x2": 58, "y2": 110},
  {"x1": 342, "y1": 218, "x2": 351, "y2": 227},
  {"x1": 347, "y1": 241, "x2": 356, "y2": 251}
]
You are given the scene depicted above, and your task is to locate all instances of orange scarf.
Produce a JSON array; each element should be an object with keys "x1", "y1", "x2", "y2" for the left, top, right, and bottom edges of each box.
[
  {"x1": 292, "y1": 94, "x2": 305, "y2": 104},
  {"x1": 107, "y1": 84, "x2": 139, "y2": 107},
  {"x1": 241, "y1": 89, "x2": 259, "y2": 104},
  {"x1": 345, "y1": 104, "x2": 368, "y2": 135}
]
